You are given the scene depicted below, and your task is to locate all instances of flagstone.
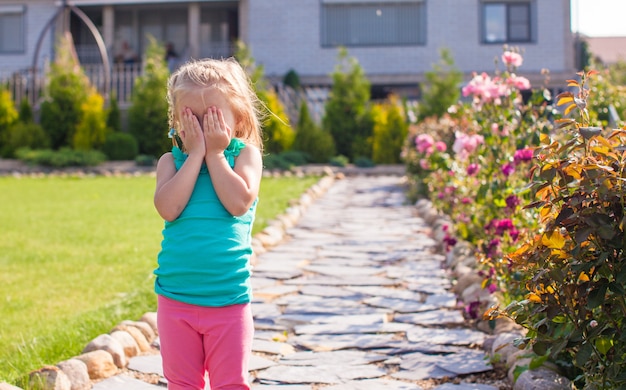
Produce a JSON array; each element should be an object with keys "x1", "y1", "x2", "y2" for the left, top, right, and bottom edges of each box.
[
  {"x1": 291, "y1": 333, "x2": 398, "y2": 351},
  {"x1": 433, "y1": 383, "x2": 499, "y2": 390},
  {"x1": 346, "y1": 286, "x2": 422, "y2": 301},
  {"x1": 255, "y1": 364, "x2": 385, "y2": 385},
  {"x1": 278, "y1": 350, "x2": 387, "y2": 366},
  {"x1": 299, "y1": 285, "x2": 364, "y2": 298},
  {"x1": 254, "y1": 285, "x2": 300, "y2": 300},
  {"x1": 394, "y1": 310, "x2": 466, "y2": 326},
  {"x1": 283, "y1": 275, "x2": 397, "y2": 287},
  {"x1": 392, "y1": 365, "x2": 457, "y2": 381},
  {"x1": 364, "y1": 296, "x2": 438, "y2": 313},
  {"x1": 406, "y1": 326, "x2": 486, "y2": 346},
  {"x1": 252, "y1": 384, "x2": 312, "y2": 389},
  {"x1": 436, "y1": 350, "x2": 492, "y2": 375},
  {"x1": 303, "y1": 264, "x2": 381, "y2": 276},
  {"x1": 127, "y1": 354, "x2": 162, "y2": 376},
  {"x1": 294, "y1": 321, "x2": 412, "y2": 335},
  {"x1": 252, "y1": 339, "x2": 296, "y2": 355},
  {"x1": 323, "y1": 379, "x2": 423, "y2": 389},
  {"x1": 249, "y1": 355, "x2": 278, "y2": 371},
  {"x1": 424, "y1": 293, "x2": 458, "y2": 308},
  {"x1": 92, "y1": 375, "x2": 163, "y2": 390}
]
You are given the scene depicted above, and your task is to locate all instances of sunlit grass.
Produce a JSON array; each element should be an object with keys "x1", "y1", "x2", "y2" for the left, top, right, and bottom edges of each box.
[{"x1": 0, "y1": 173, "x2": 320, "y2": 384}]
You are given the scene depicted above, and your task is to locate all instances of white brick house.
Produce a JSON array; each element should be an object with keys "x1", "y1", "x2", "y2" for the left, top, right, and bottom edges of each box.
[{"x1": 0, "y1": 0, "x2": 575, "y2": 101}]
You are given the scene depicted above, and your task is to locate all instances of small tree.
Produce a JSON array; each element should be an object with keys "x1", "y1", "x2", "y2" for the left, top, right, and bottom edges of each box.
[
  {"x1": 293, "y1": 101, "x2": 335, "y2": 163},
  {"x1": 39, "y1": 33, "x2": 90, "y2": 149},
  {"x1": 106, "y1": 93, "x2": 122, "y2": 133},
  {"x1": 2, "y1": 98, "x2": 49, "y2": 158},
  {"x1": 371, "y1": 96, "x2": 408, "y2": 164},
  {"x1": 323, "y1": 47, "x2": 372, "y2": 161},
  {"x1": 128, "y1": 36, "x2": 170, "y2": 157},
  {"x1": 73, "y1": 91, "x2": 108, "y2": 150},
  {"x1": 0, "y1": 87, "x2": 18, "y2": 140},
  {"x1": 419, "y1": 48, "x2": 463, "y2": 120}
]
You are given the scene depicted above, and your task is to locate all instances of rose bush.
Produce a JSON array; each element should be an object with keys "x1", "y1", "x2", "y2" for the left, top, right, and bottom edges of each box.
[{"x1": 405, "y1": 48, "x2": 626, "y2": 387}]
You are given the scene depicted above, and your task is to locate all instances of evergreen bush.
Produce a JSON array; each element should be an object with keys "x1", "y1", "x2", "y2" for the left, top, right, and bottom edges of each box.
[
  {"x1": 0, "y1": 88, "x2": 18, "y2": 157},
  {"x1": 323, "y1": 48, "x2": 372, "y2": 161},
  {"x1": 73, "y1": 92, "x2": 108, "y2": 150},
  {"x1": 102, "y1": 132, "x2": 138, "y2": 160},
  {"x1": 39, "y1": 34, "x2": 90, "y2": 150},
  {"x1": 128, "y1": 36, "x2": 170, "y2": 157},
  {"x1": 292, "y1": 102, "x2": 335, "y2": 163},
  {"x1": 418, "y1": 48, "x2": 463, "y2": 120},
  {"x1": 2, "y1": 122, "x2": 50, "y2": 158},
  {"x1": 16, "y1": 148, "x2": 106, "y2": 167},
  {"x1": 371, "y1": 96, "x2": 409, "y2": 164},
  {"x1": 106, "y1": 94, "x2": 122, "y2": 133}
]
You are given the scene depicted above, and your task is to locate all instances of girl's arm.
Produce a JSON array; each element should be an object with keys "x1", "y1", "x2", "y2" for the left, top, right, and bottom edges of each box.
[
  {"x1": 154, "y1": 108, "x2": 206, "y2": 222},
  {"x1": 205, "y1": 145, "x2": 263, "y2": 216},
  {"x1": 154, "y1": 152, "x2": 204, "y2": 222},
  {"x1": 203, "y1": 106, "x2": 262, "y2": 216}
]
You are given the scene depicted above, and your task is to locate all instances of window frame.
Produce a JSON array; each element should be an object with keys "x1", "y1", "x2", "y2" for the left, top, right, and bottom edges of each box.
[
  {"x1": 0, "y1": 5, "x2": 26, "y2": 54},
  {"x1": 320, "y1": 1, "x2": 426, "y2": 48},
  {"x1": 481, "y1": 1, "x2": 534, "y2": 44}
]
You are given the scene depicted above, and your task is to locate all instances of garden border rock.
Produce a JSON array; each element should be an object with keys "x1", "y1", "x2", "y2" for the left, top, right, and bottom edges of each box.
[
  {"x1": 414, "y1": 198, "x2": 573, "y2": 390},
  {"x1": 0, "y1": 165, "x2": 341, "y2": 390}
]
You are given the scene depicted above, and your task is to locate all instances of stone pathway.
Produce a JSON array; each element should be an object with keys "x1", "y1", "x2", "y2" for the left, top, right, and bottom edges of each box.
[{"x1": 93, "y1": 175, "x2": 501, "y2": 390}]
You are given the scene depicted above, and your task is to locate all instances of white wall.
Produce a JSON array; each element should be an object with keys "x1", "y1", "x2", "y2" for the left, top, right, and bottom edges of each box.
[{"x1": 246, "y1": 0, "x2": 575, "y2": 86}]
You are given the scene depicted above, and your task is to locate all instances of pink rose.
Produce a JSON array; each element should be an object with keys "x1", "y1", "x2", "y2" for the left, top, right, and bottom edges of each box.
[{"x1": 502, "y1": 51, "x2": 523, "y2": 67}]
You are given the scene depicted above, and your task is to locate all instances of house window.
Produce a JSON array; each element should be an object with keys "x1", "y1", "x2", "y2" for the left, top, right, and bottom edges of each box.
[
  {"x1": 0, "y1": 5, "x2": 25, "y2": 53},
  {"x1": 482, "y1": 2, "x2": 532, "y2": 43},
  {"x1": 321, "y1": 1, "x2": 426, "y2": 47}
]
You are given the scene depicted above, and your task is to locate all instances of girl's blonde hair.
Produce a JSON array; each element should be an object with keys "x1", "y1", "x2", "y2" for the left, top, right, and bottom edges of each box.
[{"x1": 167, "y1": 57, "x2": 264, "y2": 150}]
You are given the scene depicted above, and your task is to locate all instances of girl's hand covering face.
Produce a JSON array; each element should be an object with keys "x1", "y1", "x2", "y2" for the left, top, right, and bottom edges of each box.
[
  {"x1": 179, "y1": 107, "x2": 206, "y2": 157},
  {"x1": 203, "y1": 106, "x2": 232, "y2": 154}
]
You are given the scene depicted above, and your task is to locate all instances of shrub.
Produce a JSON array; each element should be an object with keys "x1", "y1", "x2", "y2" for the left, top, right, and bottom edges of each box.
[
  {"x1": 102, "y1": 132, "x2": 138, "y2": 160},
  {"x1": 489, "y1": 71, "x2": 626, "y2": 388},
  {"x1": 323, "y1": 47, "x2": 372, "y2": 161},
  {"x1": 261, "y1": 89, "x2": 294, "y2": 154},
  {"x1": 106, "y1": 94, "x2": 122, "y2": 133},
  {"x1": 283, "y1": 69, "x2": 301, "y2": 90},
  {"x1": 0, "y1": 88, "x2": 18, "y2": 134},
  {"x1": 354, "y1": 156, "x2": 375, "y2": 168},
  {"x1": 2, "y1": 122, "x2": 50, "y2": 158},
  {"x1": 128, "y1": 36, "x2": 170, "y2": 157},
  {"x1": 329, "y1": 155, "x2": 349, "y2": 167},
  {"x1": 73, "y1": 92, "x2": 108, "y2": 150},
  {"x1": 135, "y1": 154, "x2": 156, "y2": 167},
  {"x1": 292, "y1": 102, "x2": 335, "y2": 163},
  {"x1": 39, "y1": 34, "x2": 91, "y2": 149},
  {"x1": 418, "y1": 48, "x2": 463, "y2": 120},
  {"x1": 371, "y1": 96, "x2": 409, "y2": 164},
  {"x1": 16, "y1": 148, "x2": 105, "y2": 167}
]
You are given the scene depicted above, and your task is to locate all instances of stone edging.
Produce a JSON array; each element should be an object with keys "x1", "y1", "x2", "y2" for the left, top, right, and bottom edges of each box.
[
  {"x1": 414, "y1": 198, "x2": 573, "y2": 390},
  {"x1": 0, "y1": 171, "x2": 340, "y2": 390}
]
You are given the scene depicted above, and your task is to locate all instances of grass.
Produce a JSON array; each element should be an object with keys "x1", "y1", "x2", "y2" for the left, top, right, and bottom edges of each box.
[{"x1": 0, "y1": 173, "x2": 320, "y2": 384}]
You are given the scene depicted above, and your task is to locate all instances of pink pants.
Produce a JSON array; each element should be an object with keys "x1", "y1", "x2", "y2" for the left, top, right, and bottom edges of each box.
[{"x1": 157, "y1": 295, "x2": 254, "y2": 390}]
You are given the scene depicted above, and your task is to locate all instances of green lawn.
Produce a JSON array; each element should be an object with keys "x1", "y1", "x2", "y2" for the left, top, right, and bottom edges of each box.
[{"x1": 0, "y1": 173, "x2": 320, "y2": 384}]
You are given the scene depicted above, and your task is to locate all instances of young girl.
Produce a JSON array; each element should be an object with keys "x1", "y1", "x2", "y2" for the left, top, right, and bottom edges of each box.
[{"x1": 153, "y1": 58, "x2": 264, "y2": 390}]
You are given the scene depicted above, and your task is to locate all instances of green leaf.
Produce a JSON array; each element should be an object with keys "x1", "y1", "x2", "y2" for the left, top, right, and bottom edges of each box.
[
  {"x1": 587, "y1": 284, "x2": 608, "y2": 309},
  {"x1": 608, "y1": 281, "x2": 625, "y2": 295},
  {"x1": 595, "y1": 336, "x2": 613, "y2": 355},
  {"x1": 532, "y1": 341, "x2": 549, "y2": 356},
  {"x1": 575, "y1": 342, "x2": 593, "y2": 367},
  {"x1": 529, "y1": 354, "x2": 549, "y2": 369},
  {"x1": 476, "y1": 183, "x2": 489, "y2": 202}
]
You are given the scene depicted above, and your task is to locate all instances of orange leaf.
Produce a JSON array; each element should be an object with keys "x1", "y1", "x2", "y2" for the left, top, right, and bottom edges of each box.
[
  {"x1": 527, "y1": 292, "x2": 542, "y2": 303},
  {"x1": 564, "y1": 103, "x2": 577, "y2": 116},
  {"x1": 579, "y1": 272, "x2": 590, "y2": 282},
  {"x1": 542, "y1": 230, "x2": 566, "y2": 249},
  {"x1": 556, "y1": 94, "x2": 574, "y2": 106}
]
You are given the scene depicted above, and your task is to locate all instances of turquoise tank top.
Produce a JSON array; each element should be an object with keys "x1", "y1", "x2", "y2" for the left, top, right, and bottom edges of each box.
[{"x1": 154, "y1": 138, "x2": 257, "y2": 306}]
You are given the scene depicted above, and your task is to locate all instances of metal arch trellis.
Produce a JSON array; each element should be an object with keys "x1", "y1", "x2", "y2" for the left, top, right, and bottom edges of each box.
[{"x1": 30, "y1": 0, "x2": 111, "y2": 106}]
